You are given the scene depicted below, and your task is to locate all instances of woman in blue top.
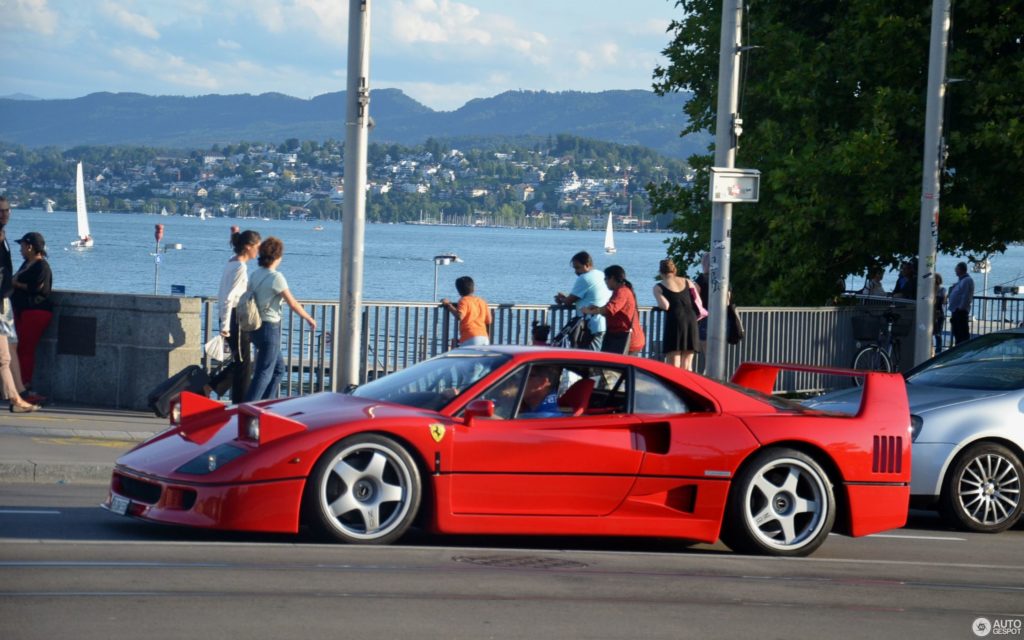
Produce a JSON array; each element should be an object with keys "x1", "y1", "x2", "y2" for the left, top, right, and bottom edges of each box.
[{"x1": 244, "y1": 237, "x2": 317, "y2": 402}]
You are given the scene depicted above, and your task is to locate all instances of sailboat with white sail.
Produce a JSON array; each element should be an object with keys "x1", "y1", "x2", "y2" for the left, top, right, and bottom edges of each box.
[
  {"x1": 603, "y1": 212, "x2": 616, "y2": 254},
  {"x1": 69, "y1": 162, "x2": 94, "y2": 249},
  {"x1": 44, "y1": 199, "x2": 55, "y2": 213}
]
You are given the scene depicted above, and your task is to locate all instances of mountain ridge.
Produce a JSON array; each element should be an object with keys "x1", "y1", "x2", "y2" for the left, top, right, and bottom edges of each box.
[{"x1": 0, "y1": 88, "x2": 706, "y2": 159}]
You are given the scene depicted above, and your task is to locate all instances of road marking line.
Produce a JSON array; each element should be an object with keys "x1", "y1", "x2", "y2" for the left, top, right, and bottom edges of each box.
[
  {"x1": 0, "y1": 509, "x2": 61, "y2": 515},
  {"x1": 866, "y1": 533, "x2": 966, "y2": 541},
  {"x1": 29, "y1": 436, "x2": 135, "y2": 446}
]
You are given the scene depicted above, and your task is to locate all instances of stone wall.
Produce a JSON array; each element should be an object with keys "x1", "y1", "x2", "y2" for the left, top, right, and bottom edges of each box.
[{"x1": 31, "y1": 291, "x2": 202, "y2": 411}]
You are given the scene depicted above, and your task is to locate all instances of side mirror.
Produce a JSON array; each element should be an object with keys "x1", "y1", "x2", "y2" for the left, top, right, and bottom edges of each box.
[{"x1": 463, "y1": 399, "x2": 495, "y2": 425}]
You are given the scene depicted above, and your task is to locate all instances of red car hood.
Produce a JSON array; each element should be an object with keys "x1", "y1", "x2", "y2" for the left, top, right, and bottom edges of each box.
[
  {"x1": 253, "y1": 392, "x2": 445, "y2": 429},
  {"x1": 116, "y1": 393, "x2": 444, "y2": 481}
]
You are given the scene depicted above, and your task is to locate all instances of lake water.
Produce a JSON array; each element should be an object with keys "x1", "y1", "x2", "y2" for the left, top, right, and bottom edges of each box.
[{"x1": 7, "y1": 209, "x2": 1024, "y2": 306}]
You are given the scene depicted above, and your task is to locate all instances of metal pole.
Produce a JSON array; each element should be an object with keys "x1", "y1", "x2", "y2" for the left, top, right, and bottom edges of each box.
[
  {"x1": 706, "y1": 0, "x2": 743, "y2": 381},
  {"x1": 433, "y1": 261, "x2": 439, "y2": 302},
  {"x1": 913, "y1": 0, "x2": 952, "y2": 366},
  {"x1": 153, "y1": 241, "x2": 160, "y2": 295},
  {"x1": 335, "y1": 0, "x2": 372, "y2": 390}
]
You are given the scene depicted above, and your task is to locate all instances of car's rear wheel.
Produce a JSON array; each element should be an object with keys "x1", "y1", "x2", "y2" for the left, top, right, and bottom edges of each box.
[
  {"x1": 722, "y1": 448, "x2": 836, "y2": 557},
  {"x1": 940, "y1": 443, "x2": 1023, "y2": 533},
  {"x1": 305, "y1": 434, "x2": 421, "y2": 544}
]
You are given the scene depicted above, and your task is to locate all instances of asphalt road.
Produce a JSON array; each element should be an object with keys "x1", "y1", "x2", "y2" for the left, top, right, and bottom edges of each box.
[{"x1": 1, "y1": 484, "x2": 1022, "y2": 640}]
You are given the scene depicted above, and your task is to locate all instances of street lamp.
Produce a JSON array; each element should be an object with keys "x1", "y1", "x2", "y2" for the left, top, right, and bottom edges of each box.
[{"x1": 433, "y1": 253, "x2": 462, "y2": 301}]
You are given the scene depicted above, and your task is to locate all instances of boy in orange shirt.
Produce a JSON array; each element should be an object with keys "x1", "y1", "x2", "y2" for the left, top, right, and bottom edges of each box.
[{"x1": 441, "y1": 276, "x2": 492, "y2": 346}]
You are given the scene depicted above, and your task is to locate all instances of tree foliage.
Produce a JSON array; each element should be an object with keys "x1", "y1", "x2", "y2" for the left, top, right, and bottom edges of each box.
[{"x1": 649, "y1": 0, "x2": 1024, "y2": 304}]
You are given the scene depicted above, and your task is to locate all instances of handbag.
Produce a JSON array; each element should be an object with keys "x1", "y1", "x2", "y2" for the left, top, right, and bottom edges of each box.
[
  {"x1": 236, "y1": 271, "x2": 272, "y2": 333},
  {"x1": 204, "y1": 334, "x2": 227, "y2": 361},
  {"x1": 690, "y1": 286, "x2": 709, "y2": 321},
  {"x1": 727, "y1": 303, "x2": 745, "y2": 344},
  {"x1": 0, "y1": 299, "x2": 15, "y2": 339}
]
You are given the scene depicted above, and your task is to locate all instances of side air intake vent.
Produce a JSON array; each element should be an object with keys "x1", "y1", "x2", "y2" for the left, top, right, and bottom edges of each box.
[{"x1": 872, "y1": 435, "x2": 903, "y2": 474}]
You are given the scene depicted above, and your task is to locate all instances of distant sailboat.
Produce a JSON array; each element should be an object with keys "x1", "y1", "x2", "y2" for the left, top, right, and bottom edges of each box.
[
  {"x1": 69, "y1": 162, "x2": 94, "y2": 249},
  {"x1": 160, "y1": 207, "x2": 169, "y2": 216},
  {"x1": 44, "y1": 199, "x2": 55, "y2": 213},
  {"x1": 603, "y1": 212, "x2": 616, "y2": 254}
]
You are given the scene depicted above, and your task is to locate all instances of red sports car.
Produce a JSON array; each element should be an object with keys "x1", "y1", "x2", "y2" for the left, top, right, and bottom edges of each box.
[{"x1": 104, "y1": 347, "x2": 911, "y2": 556}]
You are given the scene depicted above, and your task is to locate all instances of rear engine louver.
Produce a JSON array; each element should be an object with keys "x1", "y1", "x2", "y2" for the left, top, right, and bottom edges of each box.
[{"x1": 872, "y1": 435, "x2": 903, "y2": 474}]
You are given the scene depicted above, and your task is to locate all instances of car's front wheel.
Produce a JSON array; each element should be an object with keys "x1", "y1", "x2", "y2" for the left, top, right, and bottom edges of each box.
[
  {"x1": 722, "y1": 448, "x2": 836, "y2": 557},
  {"x1": 940, "y1": 443, "x2": 1023, "y2": 533},
  {"x1": 305, "y1": 434, "x2": 422, "y2": 544}
]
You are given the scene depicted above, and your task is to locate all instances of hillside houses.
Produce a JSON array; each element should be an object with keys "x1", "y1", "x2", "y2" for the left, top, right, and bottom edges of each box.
[{"x1": 1, "y1": 137, "x2": 689, "y2": 226}]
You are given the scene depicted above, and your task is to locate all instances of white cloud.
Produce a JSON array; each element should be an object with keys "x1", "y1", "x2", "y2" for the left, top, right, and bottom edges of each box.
[
  {"x1": 109, "y1": 46, "x2": 218, "y2": 90},
  {"x1": 101, "y1": 1, "x2": 160, "y2": 40},
  {"x1": 3, "y1": 0, "x2": 58, "y2": 35},
  {"x1": 217, "y1": 38, "x2": 241, "y2": 50}
]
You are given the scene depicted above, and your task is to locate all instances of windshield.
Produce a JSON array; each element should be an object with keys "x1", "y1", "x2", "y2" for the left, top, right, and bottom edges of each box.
[
  {"x1": 907, "y1": 332, "x2": 1024, "y2": 391},
  {"x1": 351, "y1": 350, "x2": 511, "y2": 411}
]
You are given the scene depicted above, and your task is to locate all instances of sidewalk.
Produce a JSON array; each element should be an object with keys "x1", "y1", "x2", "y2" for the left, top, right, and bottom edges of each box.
[{"x1": 0, "y1": 403, "x2": 165, "y2": 485}]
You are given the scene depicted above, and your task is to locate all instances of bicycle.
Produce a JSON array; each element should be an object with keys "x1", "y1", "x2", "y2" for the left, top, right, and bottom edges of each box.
[{"x1": 851, "y1": 309, "x2": 906, "y2": 386}]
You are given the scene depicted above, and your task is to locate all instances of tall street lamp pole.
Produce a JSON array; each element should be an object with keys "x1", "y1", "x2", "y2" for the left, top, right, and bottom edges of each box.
[
  {"x1": 706, "y1": 0, "x2": 743, "y2": 381},
  {"x1": 335, "y1": 0, "x2": 372, "y2": 391},
  {"x1": 913, "y1": 0, "x2": 952, "y2": 366}
]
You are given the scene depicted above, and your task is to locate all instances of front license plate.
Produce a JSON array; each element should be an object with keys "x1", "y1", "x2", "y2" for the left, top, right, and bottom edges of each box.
[{"x1": 110, "y1": 495, "x2": 130, "y2": 515}]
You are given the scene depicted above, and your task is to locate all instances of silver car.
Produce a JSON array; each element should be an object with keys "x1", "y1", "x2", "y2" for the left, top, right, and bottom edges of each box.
[{"x1": 806, "y1": 328, "x2": 1024, "y2": 533}]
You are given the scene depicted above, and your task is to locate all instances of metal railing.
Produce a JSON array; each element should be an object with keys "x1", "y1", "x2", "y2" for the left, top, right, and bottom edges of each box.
[{"x1": 199, "y1": 294, "x2": 1024, "y2": 398}]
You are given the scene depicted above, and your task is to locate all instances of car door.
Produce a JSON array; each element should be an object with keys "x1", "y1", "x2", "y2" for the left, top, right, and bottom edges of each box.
[{"x1": 448, "y1": 363, "x2": 645, "y2": 516}]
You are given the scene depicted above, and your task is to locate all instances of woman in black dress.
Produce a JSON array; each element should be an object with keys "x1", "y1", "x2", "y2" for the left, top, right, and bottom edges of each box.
[{"x1": 652, "y1": 258, "x2": 701, "y2": 371}]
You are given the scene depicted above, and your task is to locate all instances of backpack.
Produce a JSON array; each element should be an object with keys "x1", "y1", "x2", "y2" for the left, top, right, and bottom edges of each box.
[{"x1": 236, "y1": 271, "x2": 271, "y2": 332}]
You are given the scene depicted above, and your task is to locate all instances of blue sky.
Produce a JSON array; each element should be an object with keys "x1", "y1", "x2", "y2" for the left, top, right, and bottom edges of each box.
[{"x1": 2, "y1": 0, "x2": 681, "y2": 110}]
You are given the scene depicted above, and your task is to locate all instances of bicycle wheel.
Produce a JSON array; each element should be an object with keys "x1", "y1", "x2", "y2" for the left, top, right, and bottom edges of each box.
[{"x1": 851, "y1": 346, "x2": 892, "y2": 386}]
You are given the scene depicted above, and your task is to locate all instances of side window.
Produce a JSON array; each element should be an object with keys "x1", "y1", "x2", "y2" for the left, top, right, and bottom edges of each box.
[
  {"x1": 633, "y1": 370, "x2": 691, "y2": 415},
  {"x1": 587, "y1": 366, "x2": 629, "y2": 414},
  {"x1": 476, "y1": 368, "x2": 527, "y2": 420}
]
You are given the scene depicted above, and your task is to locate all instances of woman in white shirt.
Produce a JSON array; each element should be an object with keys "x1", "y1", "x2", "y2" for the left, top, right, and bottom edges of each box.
[
  {"x1": 244, "y1": 236, "x2": 316, "y2": 402},
  {"x1": 211, "y1": 229, "x2": 260, "y2": 401}
]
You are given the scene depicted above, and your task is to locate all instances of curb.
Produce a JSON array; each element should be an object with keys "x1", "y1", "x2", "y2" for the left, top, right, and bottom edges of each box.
[
  {"x1": 0, "y1": 461, "x2": 113, "y2": 485},
  {"x1": 4, "y1": 427, "x2": 157, "y2": 441}
]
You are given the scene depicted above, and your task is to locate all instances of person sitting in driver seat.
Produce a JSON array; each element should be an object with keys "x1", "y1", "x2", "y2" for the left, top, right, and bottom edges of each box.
[{"x1": 518, "y1": 365, "x2": 563, "y2": 418}]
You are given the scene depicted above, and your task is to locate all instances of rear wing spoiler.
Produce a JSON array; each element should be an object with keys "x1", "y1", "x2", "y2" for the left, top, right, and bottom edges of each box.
[{"x1": 731, "y1": 362, "x2": 909, "y2": 423}]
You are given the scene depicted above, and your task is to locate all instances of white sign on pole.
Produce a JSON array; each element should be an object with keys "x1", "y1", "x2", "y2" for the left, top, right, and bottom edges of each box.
[{"x1": 710, "y1": 167, "x2": 761, "y2": 203}]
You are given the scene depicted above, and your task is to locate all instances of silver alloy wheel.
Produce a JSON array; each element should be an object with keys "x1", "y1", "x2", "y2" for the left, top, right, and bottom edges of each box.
[
  {"x1": 741, "y1": 456, "x2": 830, "y2": 551},
  {"x1": 956, "y1": 452, "x2": 1022, "y2": 527},
  {"x1": 318, "y1": 441, "x2": 414, "y2": 541}
]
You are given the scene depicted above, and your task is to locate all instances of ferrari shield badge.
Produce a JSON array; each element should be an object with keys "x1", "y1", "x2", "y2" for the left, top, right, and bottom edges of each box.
[{"x1": 429, "y1": 423, "x2": 446, "y2": 443}]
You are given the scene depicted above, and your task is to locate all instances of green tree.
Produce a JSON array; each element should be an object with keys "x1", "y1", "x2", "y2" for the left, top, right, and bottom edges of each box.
[{"x1": 649, "y1": 0, "x2": 1024, "y2": 305}]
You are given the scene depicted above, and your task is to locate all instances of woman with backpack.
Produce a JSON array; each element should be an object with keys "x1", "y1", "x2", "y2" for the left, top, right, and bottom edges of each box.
[{"x1": 244, "y1": 237, "x2": 317, "y2": 402}]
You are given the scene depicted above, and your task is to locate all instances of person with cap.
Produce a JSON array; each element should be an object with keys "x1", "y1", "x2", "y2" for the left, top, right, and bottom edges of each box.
[{"x1": 11, "y1": 231, "x2": 53, "y2": 400}]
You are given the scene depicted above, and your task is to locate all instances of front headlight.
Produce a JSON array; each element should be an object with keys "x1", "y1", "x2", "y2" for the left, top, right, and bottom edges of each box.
[
  {"x1": 910, "y1": 415, "x2": 923, "y2": 442},
  {"x1": 176, "y1": 443, "x2": 247, "y2": 475}
]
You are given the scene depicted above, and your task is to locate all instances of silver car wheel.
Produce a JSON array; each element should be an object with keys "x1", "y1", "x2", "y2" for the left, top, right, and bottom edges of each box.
[
  {"x1": 956, "y1": 452, "x2": 1022, "y2": 527},
  {"x1": 740, "y1": 456, "x2": 831, "y2": 552},
  {"x1": 315, "y1": 438, "x2": 419, "y2": 543}
]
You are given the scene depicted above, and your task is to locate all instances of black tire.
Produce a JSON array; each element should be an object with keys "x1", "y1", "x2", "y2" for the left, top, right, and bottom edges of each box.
[
  {"x1": 940, "y1": 443, "x2": 1024, "y2": 533},
  {"x1": 851, "y1": 346, "x2": 892, "y2": 387},
  {"x1": 304, "y1": 434, "x2": 422, "y2": 544},
  {"x1": 722, "y1": 448, "x2": 836, "y2": 557}
]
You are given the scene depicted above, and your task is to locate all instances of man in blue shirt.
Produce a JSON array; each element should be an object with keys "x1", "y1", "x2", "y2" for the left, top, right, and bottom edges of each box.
[
  {"x1": 947, "y1": 261, "x2": 975, "y2": 345},
  {"x1": 554, "y1": 251, "x2": 611, "y2": 350}
]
